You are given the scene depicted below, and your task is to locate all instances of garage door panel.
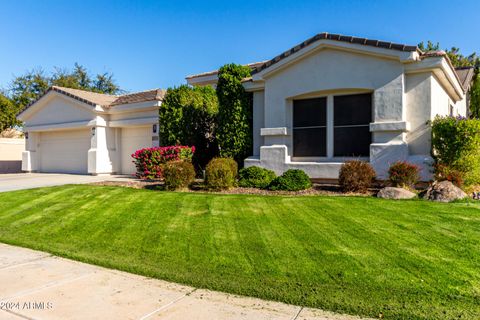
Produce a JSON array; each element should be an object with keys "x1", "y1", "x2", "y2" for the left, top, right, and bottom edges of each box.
[
  {"x1": 39, "y1": 130, "x2": 90, "y2": 174},
  {"x1": 121, "y1": 127, "x2": 151, "y2": 175}
]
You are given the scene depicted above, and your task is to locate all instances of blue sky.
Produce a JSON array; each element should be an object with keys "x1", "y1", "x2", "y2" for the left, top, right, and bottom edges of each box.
[{"x1": 1, "y1": 0, "x2": 479, "y2": 93}]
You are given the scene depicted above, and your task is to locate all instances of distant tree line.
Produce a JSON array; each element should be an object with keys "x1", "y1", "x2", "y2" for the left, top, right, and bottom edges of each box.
[{"x1": 0, "y1": 63, "x2": 121, "y2": 131}]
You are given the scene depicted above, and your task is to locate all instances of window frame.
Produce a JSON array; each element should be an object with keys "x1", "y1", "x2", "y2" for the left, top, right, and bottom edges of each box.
[{"x1": 291, "y1": 91, "x2": 373, "y2": 162}]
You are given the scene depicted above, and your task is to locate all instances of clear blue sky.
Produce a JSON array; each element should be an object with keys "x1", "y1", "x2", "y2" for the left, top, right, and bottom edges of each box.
[{"x1": 1, "y1": 0, "x2": 479, "y2": 93}]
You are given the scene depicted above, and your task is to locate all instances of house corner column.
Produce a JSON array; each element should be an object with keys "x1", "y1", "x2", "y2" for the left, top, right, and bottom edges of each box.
[
  {"x1": 370, "y1": 74, "x2": 409, "y2": 179},
  {"x1": 88, "y1": 121, "x2": 112, "y2": 175},
  {"x1": 22, "y1": 131, "x2": 39, "y2": 172}
]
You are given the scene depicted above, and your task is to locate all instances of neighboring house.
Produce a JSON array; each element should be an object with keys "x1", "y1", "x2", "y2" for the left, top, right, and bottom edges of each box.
[
  {"x1": 187, "y1": 32, "x2": 475, "y2": 180},
  {"x1": 17, "y1": 86, "x2": 164, "y2": 175}
]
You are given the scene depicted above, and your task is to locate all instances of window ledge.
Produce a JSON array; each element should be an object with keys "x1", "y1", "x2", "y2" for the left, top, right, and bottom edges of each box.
[
  {"x1": 260, "y1": 127, "x2": 289, "y2": 136},
  {"x1": 370, "y1": 121, "x2": 410, "y2": 132}
]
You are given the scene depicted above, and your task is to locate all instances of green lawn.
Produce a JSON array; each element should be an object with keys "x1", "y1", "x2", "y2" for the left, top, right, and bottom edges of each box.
[{"x1": 0, "y1": 186, "x2": 479, "y2": 319}]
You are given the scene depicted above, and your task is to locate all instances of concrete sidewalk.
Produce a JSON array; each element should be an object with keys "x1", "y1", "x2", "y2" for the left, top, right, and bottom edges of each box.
[
  {"x1": 0, "y1": 173, "x2": 133, "y2": 192},
  {"x1": 0, "y1": 243, "x2": 367, "y2": 320}
]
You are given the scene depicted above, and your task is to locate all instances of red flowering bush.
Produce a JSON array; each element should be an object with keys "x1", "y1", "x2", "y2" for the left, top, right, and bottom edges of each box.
[
  {"x1": 388, "y1": 161, "x2": 420, "y2": 188},
  {"x1": 131, "y1": 146, "x2": 195, "y2": 179}
]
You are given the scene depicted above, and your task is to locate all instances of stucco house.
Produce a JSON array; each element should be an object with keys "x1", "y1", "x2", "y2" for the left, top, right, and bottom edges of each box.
[
  {"x1": 18, "y1": 86, "x2": 164, "y2": 175},
  {"x1": 187, "y1": 32, "x2": 475, "y2": 180}
]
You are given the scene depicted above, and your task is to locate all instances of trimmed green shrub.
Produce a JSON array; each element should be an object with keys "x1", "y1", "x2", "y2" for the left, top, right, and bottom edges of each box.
[
  {"x1": 388, "y1": 161, "x2": 420, "y2": 188},
  {"x1": 162, "y1": 161, "x2": 196, "y2": 190},
  {"x1": 268, "y1": 169, "x2": 311, "y2": 191},
  {"x1": 431, "y1": 116, "x2": 480, "y2": 185},
  {"x1": 238, "y1": 166, "x2": 276, "y2": 189},
  {"x1": 205, "y1": 158, "x2": 238, "y2": 190},
  {"x1": 131, "y1": 146, "x2": 194, "y2": 179},
  {"x1": 216, "y1": 64, "x2": 253, "y2": 163},
  {"x1": 159, "y1": 85, "x2": 219, "y2": 169},
  {"x1": 339, "y1": 160, "x2": 376, "y2": 193}
]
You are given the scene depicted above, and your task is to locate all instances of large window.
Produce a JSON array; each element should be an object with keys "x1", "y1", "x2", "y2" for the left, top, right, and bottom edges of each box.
[
  {"x1": 333, "y1": 93, "x2": 372, "y2": 157},
  {"x1": 292, "y1": 93, "x2": 372, "y2": 158},
  {"x1": 293, "y1": 97, "x2": 327, "y2": 157}
]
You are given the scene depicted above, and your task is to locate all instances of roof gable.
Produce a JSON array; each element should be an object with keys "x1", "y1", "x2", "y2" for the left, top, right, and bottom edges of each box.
[
  {"x1": 455, "y1": 66, "x2": 475, "y2": 90},
  {"x1": 19, "y1": 92, "x2": 95, "y2": 124},
  {"x1": 251, "y1": 32, "x2": 419, "y2": 75},
  {"x1": 18, "y1": 86, "x2": 166, "y2": 118}
]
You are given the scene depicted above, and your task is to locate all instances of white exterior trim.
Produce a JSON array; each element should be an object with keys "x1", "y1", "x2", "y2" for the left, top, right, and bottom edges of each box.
[
  {"x1": 370, "y1": 121, "x2": 410, "y2": 132},
  {"x1": 109, "y1": 117, "x2": 159, "y2": 128},
  {"x1": 260, "y1": 127, "x2": 288, "y2": 136}
]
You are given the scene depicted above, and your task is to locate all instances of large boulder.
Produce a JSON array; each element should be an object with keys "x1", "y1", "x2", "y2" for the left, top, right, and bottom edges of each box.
[
  {"x1": 377, "y1": 187, "x2": 416, "y2": 200},
  {"x1": 423, "y1": 181, "x2": 467, "y2": 202}
]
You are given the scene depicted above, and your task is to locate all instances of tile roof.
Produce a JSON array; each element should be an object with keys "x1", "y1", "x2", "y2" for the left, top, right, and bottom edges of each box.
[
  {"x1": 19, "y1": 86, "x2": 165, "y2": 115},
  {"x1": 455, "y1": 66, "x2": 475, "y2": 90},
  {"x1": 251, "y1": 32, "x2": 420, "y2": 75},
  {"x1": 187, "y1": 33, "x2": 420, "y2": 79},
  {"x1": 51, "y1": 86, "x2": 118, "y2": 107},
  {"x1": 186, "y1": 61, "x2": 267, "y2": 80},
  {"x1": 110, "y1": 88, "x2": 166, "y2": 106}
]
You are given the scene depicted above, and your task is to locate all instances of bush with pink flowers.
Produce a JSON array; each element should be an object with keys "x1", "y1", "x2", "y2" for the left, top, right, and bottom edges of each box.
[{"x1": 131, "y1": 146, "x2": 195, "y2": 179}]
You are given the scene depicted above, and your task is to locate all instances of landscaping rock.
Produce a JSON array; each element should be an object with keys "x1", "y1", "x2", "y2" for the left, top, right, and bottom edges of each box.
[
  {"x1": 423, "y1": 181, "x2": 467, "y2": 202},
  {"x1": 377, "y1": 187, "x2": 416, "y2": 200}
]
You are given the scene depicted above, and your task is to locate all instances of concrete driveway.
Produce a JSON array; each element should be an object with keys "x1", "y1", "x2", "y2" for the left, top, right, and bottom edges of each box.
[
  {"x1": 0, "y1": 243, "x2": 366, "y2": 320},
  {"x1": 0, "y1": 173, "x2": 129, "y2": 192}
]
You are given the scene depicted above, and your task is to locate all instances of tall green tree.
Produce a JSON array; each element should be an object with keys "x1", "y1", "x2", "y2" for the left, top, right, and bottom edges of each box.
[
  {"x1": 419, "y1": 41, "x2": 480, "y2": 118},
  {"x1": 216, "y1": 64, "x2": 253, "y2": 164},
  {"x1": 159, "y1": 85, "x2": 219, "y2": 168}
]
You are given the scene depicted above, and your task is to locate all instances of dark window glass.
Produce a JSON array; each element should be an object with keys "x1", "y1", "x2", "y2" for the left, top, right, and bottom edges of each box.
[
  {"x1": 293, "y1": 98, "x2": 327, "y2": 127},
  {"x1": 333, "y1": 93, "x2": 372, "y2": 157},
  {"x1": 334, "y1": 94, "x2": 372, "y2": 126},
  {"x1": 293, "y1": 98, "x2": 327, "y2": 157},
  {"x1": 334, "y1": 127, "x2": 371, "y2": 157},
  {"x1": 293, "y1": 128, "x2": 327, "y2": 157}
]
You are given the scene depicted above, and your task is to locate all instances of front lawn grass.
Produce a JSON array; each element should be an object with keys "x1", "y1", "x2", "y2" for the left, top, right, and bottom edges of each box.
[{"x1": 0, "y1": 185, "x2": 479, "y2": 319}]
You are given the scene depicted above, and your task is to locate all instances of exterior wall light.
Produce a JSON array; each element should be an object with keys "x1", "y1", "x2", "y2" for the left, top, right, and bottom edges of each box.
[{"x1": 153, "y1": 124, "x2": 157, "y2": 134}]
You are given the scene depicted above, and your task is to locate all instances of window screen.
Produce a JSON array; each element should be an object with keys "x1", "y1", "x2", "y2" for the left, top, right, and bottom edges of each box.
[
  {"x1": 333, "y1": 94, "x2": 372, "y2": 157},
  {"x1": 293, "y1": 97, "x2": 327, "y2": 157}
]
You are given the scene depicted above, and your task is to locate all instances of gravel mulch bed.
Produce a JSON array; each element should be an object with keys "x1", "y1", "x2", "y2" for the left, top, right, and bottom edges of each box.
[{"x1": 90, "y1": 179, "x2": 378, "y2": 197}]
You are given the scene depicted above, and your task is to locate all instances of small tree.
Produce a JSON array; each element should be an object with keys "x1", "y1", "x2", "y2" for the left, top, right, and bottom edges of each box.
[
  {"x1": 216, "y1": 64, "x2": 253, "y2": 164},
  {"x1": 159, "y1": 85, "x2": 218, "y2": 168}
]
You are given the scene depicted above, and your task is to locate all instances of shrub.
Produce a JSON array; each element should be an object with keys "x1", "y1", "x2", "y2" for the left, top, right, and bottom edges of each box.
[
  {"x1": 431, "y1": 116, "x2": 480, "y2": 185},
  {"x1": 216, "y1": 64, "x2": 253, "y2": 163},
  {"x1": 388, "y1": 161, "x2": 420, "y2": 188},
  {"x1": 162, "y1": 161, "x2": 196, "y2": 190},
  {"x1": 238, "y1": 166, "x2": 276, "y2": 189},
  {"x1": 159, "y1": 85, "x2": 219, "y2": 169},
  {"x1": 131, "y1": 146, "x2": 195, "y2": 179},
  {"x1": 434, "y1": 163, "x2": 464, "y2": 187},
  {"x1": 338, "y1": 160, "x2": 376, "y2": 193},
  {"x1": 268, "y1": 169, "x2": 311, "y2": 191},
  {"x1": 205, "y1": 158, "x2": 238, "y2": 190}
]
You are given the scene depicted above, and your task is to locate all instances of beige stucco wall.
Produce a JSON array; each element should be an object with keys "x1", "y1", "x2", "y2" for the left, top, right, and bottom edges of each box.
[
  {"x1": 0, "y1": 138, "x2": 24, "y2": 160},
  {"x1": 405, "y1": 72, "x2": 432, "y2": 156},
  {"x1": 0, "y1": 138, "x2": 25, "y2": 173}
]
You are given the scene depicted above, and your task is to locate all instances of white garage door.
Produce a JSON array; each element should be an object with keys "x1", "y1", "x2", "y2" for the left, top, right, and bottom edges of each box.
[
  {"x1": 39, "y1": 129, "x2": 90, "y2": 174},
  {"x1": 121, "y1": 126, "x2": 152, "y2": 174}
]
